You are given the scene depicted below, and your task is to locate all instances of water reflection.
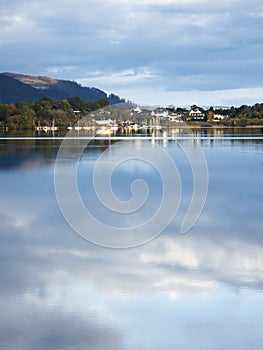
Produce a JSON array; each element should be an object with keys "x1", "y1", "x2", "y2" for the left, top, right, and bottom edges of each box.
[{"x1": 0, "y1": 134, "x2": 263, "y2": 349}]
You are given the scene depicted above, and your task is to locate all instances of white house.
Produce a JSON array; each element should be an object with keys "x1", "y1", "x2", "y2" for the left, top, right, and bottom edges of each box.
[
  {"x1": 189, "y1": 109, "x2": 204, "y2": 117},
  {"x1": 94, "y1": 118, "x2": 115, "y2": 126},
  {"x1": 132, "y1": 106, "x2": 142, "y2": 114},
  {"x1": 213, "y1": 114, "x2": 227, "y2": 121},
  {"x1": 152, "y1": 108, "x2": 169, "y2": 118},
  {"x1": 168, "y1": 114, "x2": 184, "y2": 123},
  {"x1": 189, "y1": 108, "x2": 206, "y2": 121}
]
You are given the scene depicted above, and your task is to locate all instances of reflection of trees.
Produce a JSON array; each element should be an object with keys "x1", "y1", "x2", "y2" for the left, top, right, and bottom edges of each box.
[
  {"x1": 0, "y1": 138, "x2": 114, "y2": 170},
  {"x1": 0, "y1": 139, "x2": 59, "y2": 169}
]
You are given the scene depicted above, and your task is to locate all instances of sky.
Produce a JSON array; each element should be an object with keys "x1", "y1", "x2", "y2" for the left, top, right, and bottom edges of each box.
[{"x1": 1, "y1": 0, "x2": 263, "y2": 106}]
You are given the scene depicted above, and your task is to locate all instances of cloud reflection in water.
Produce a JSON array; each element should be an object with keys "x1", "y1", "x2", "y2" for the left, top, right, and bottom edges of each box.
[{"x1": 0, "y1": 138, "x2": 263, "y2": 349}]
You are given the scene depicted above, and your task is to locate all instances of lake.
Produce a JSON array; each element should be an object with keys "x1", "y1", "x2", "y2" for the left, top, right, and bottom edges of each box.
[{"x1": 0, "y1": 128, "x2": 263, "y2": 350}]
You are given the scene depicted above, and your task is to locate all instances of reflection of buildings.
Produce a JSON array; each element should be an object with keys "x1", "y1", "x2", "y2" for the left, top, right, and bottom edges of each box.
[
  {"x1": 169, "y1": 128, "x2": 181, "y2": 136},
  {"x1": 213, "y1": 128, "x2": 224, "y2": 136}
]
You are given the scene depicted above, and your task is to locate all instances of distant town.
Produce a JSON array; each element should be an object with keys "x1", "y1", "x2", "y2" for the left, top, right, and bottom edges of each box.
[{"x1": 1, "y1": 96, "x2": 263, "y2": 133}]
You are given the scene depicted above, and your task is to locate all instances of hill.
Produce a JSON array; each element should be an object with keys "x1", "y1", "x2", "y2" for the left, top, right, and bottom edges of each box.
[{"x1": 0, "y1": 72, "x2": 122, "y2": 104}]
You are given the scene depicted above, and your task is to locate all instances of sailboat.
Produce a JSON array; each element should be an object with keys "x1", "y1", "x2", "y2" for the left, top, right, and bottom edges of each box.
[
  {"x1": 50, "y1": 119, "x2": 58, "y2": 131},
  {"x1": 74, "y1": 119, "x2": 82, "y2": 131}
]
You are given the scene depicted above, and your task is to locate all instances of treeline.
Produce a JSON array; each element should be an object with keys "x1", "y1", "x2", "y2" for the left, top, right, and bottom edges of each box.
[
  {"x1": 0, "y1": 96, "x2": 109, "y2": 130},
  {"x1": 170, "y1": 103, "x2": 263, "y2": 126},
  {"x1": 1, "y1": 98, "x2": 263, "y2": 130},
  {"x1": 208, "y1": 103, "x2": 263, "y2": 126}
]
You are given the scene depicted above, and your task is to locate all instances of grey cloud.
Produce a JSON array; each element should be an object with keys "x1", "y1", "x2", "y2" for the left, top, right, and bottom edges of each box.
[{"x1": 1, "y1": 0, "x2": 263, "y2": 104}]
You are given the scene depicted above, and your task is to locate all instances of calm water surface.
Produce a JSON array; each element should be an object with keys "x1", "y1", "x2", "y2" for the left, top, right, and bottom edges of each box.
[{"x1": 0, "y1": 129, "x2": 263, "y2": 350}]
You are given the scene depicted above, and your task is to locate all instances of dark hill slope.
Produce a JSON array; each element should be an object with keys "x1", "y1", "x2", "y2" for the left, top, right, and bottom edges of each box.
[
  {"x1": 0, "y1": 73, "x2": 108, "y2": 104},
  {"x1": 0, "y1": 74, "x2": 42, "y2": 104},
  {"x1": 45, "y1": 79, "x2": 107, "y2": 101}
]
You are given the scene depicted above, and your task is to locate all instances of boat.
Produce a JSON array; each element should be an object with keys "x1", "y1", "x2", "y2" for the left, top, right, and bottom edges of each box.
[{"x1": 97, "y1": 126, "x2": 112, "y2": 135}]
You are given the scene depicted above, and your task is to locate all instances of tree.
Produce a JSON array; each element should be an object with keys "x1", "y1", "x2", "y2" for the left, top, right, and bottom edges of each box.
[{"x1": 207, "y1": 110, "x2": 214, "y2": 122}]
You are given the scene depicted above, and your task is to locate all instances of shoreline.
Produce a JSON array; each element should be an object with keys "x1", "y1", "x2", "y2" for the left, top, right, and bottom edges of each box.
[{"x1": 184, "y1": 124, "x2": 263, "y2": 129}]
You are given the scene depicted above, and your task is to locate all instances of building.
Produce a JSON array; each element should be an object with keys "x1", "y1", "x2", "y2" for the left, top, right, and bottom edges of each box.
[
  {"x1": 168, "y1": 113, "x2": 184, "y2": 123},
  {"x1": 151, "y1": 107, "x2": 169, "y2": 118},
  {"x1": 131, "y1": 106, "x2": 142, "y2": 114},
  {"x1": 94, "y1": 118, "x2": 115, "y2": 126},
  {"x1": 213, "y1": 114, "x2": 227, "y2": 121},
  {"x1": 189, "y1": 108, "x2": 206, "y2": 121}
]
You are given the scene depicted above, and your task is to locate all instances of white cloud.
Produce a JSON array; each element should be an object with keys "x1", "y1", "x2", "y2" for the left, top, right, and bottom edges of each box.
[
  {"x1": 1, "y1": 0, "x2": 263, "y2": 104},
  {"x1": 110, "y1": 0, "x2": 218, "y2": 4},
  {"x1": 0, "y1": 15, "x2": 36, "y2": 43},
  {"x1": 77, "y1": 68, "x2": 157, "y2": 90},
  {"x1": 46, "y1": 65, "x2": 77, "y2": 74},
  {"x1": 106, "y1": 85, "x2": 263, "y2": 106}
]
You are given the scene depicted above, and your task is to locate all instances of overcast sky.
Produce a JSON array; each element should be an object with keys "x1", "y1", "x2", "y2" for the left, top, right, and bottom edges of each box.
[{"x1": 1, "y1": 0, "x2": 263, "y2": 106}]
